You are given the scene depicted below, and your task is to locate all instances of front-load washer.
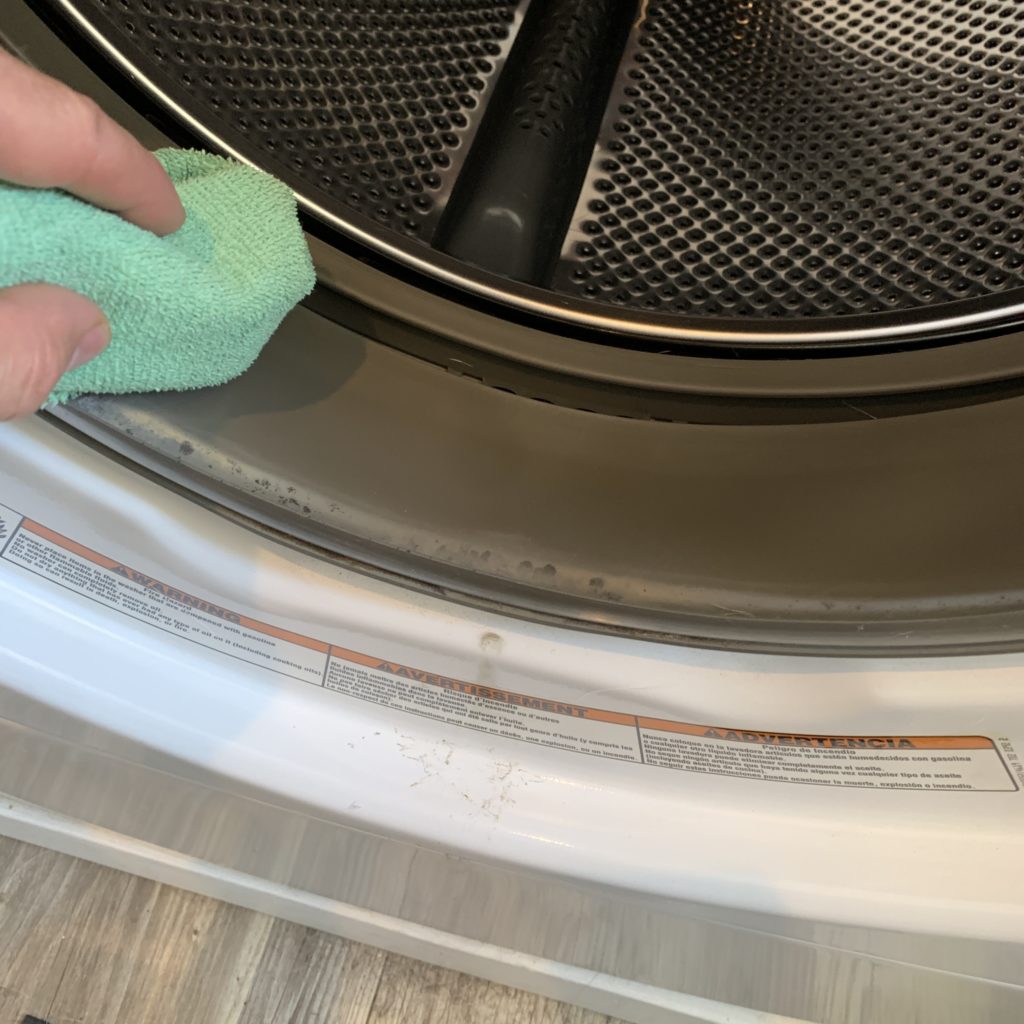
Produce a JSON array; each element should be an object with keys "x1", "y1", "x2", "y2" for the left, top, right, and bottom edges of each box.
[{"x1": 2, "y1": 2, "x2": 1024, "y2": 1020}]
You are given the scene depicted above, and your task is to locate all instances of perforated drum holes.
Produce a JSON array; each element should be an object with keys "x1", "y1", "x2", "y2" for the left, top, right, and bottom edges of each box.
[
  {"x1": 555, "y1": 0, "x2": 1024, "y2": 318},
  {"x1": 86, "y1": 0, "x2": 517, "y2": 240},
  {"x1": 60, "y1": 0, "x2": 1024, "y2": 331}
]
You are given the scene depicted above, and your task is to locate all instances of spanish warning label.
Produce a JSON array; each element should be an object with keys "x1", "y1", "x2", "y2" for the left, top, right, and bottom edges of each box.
[{"x1": 0, "y1": 502, "x2": 1017, "y2": 793}]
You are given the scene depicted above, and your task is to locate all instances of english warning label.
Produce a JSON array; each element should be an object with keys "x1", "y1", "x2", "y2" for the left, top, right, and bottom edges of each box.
[
  {"x1": 1, "y1": 514, "x2": 326, "y2": 684},
  {"x1": 0, "y1": 503, "x2": 1017, "y2": 793}
]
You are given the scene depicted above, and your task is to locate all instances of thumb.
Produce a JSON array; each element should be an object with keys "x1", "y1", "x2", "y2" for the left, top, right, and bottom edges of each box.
[{"x1": 0, "y1": 282, "x2": 110, "y2": 420}]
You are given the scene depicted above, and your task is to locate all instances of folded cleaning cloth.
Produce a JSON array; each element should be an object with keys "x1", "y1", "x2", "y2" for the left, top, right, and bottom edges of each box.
[{"x1": 0, "y1": 148, "x2": 316, "y2": 404}]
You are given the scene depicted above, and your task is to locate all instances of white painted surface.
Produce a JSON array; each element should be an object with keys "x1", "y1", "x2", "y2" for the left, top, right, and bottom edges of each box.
[{"x1": 1, "y1": 415, "x2": 1023, "y2": 1020}]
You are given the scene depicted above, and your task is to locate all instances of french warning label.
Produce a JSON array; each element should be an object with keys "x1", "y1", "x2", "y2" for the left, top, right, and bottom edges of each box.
[
  {"x1": 325, "y1": 652, "x2": 640, "y2": 761},
  {"x1": 1, "y1": 502, "x2": 1017, "y2": 792}
]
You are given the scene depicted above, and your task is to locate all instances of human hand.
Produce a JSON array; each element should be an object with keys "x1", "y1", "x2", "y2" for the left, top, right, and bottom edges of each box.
[{"x1": 0, "y1": 49, "x2": 185, "y2": 419}]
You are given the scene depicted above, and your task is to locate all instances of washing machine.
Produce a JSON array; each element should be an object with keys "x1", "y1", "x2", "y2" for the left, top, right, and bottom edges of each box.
[{"x1": 2, "y1": 1, "x2": 1024, "y2": 1020}]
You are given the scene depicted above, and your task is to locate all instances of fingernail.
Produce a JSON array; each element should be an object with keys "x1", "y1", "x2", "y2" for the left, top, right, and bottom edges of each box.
[{"x1": 67, "y1": 321, "x2": 112, "y2": 372}]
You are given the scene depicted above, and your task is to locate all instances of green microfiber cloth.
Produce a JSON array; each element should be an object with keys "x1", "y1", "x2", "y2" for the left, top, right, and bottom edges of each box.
[{"x1": 0, "y1": 148, "x2": 316, "y2": 404}]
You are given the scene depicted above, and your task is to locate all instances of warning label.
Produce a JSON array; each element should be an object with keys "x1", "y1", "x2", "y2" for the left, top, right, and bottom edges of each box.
[
  {"x1": 636, "y1": 724, "x2": 1008, "y2": 790},
  {"x1": 326, "y1": 654, "x2": 640, "y2": 761},
  {"x1": 1, "y1": 502, "x2": 1017, "y2": 793},
  {"x1": 1, "y1": 511, "x2": 326, "y2": 684}
]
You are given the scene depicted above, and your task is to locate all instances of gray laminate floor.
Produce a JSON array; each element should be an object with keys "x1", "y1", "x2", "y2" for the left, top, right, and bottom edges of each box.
[{"x1": 0, "y1": 837, "x2": 626, "y2": 1024}]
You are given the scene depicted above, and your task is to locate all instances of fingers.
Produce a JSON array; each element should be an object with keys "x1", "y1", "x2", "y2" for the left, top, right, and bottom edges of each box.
[
  {"x1": 0, "y1": 284, "x2": 111, "y2": 419},
  {"x1": 0, "y1": 49, "x2": 185, "y2": 236},
  {"x1": 0, "y1": 53, "x2": 172, "y2": 416}
]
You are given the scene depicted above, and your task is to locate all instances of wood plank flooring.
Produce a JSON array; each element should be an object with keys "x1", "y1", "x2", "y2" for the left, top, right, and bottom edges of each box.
[{"x1": 0, "y1": 837, "x2": 625, "y2": 1024}]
